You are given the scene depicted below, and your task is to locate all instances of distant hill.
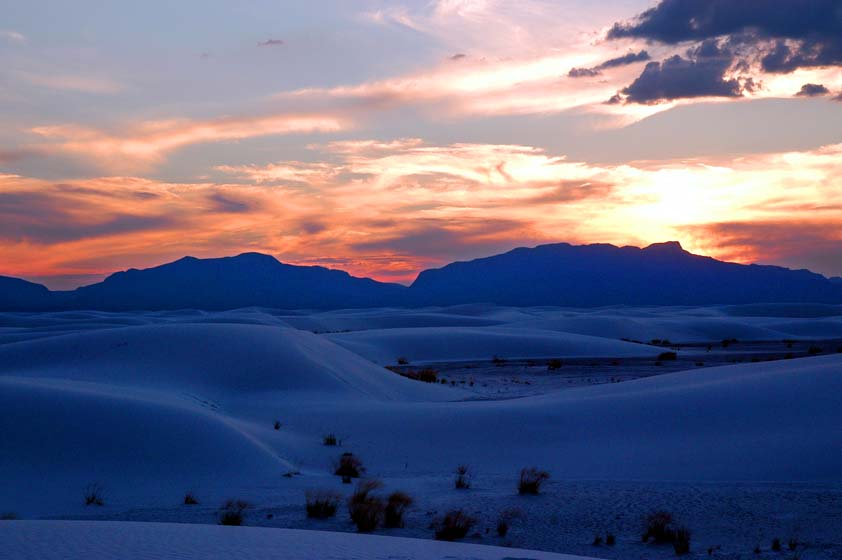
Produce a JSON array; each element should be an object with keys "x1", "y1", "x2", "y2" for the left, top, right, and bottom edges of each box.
[
  {"x1": 0, "y1": 276, "x2": 54, "y2": 311},
  {"x1": 2, "y1": 243, "x2": 841, "y2": 311},
  {"x1": 408, "y1": 242, "x2": 842, "y2": 307},
  {"x1": 65, "y1": 253, "x2": 407, "y2": 311}
]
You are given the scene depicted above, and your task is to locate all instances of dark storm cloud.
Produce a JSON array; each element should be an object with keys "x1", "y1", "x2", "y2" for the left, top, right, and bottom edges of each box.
[
  {"x1": 618, "y1": 54, "x2": 745, "y2": 103},
  {"x1": 608, "y1": 1, "x2": 842, "y2": 103},
  {"x1": 568, "y1": 50, "x2": 650, "y2": 78},
  {"x1": 796, "y1": 83, "x2": 830, "y2": 96}
]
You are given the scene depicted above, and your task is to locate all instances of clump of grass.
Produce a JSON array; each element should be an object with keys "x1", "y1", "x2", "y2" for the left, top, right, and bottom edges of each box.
[
  {"x1": 273, "y1": 420, "x2": 282, "y2": 430},
  {"x1": 547, "y1": 358, "x2": 563, "y2": 370},
  {"x1": 0, "y1": 512, "x2": 17, "y2": 520},
  {"x1": 592, "y1": 535, "x2": 603, "y2": 546},
  {"x1": 335, "y1": 452, "x2": 364, "y2": 483},
  {"x1": 642, "y1": 510, "x2": 674, "y2": 543},
  {"x1": 348, "y1": 480, "x2": 384, "y2": 533},
  {"x1": 322, "y1": 433, "x2": 339, "y2": 446},
  {"x1": 673, "y1": 526, "x2": 691, "y2": 555},
  {"x1": 183, "y1": 491, "x2": 199, "y2": 505},
  {"x1": 518, "y1": 467, "x2": 549, "y2": 495},
  {"x1": 606, "y1": 533, "x2": 616, "y2": 546},
  {"x1": 416, "y1": 368, "x2": 438, "y2": 383},
  {"x1": 218, "y1": 499, "x2": 250, "y2": 526},
  {"x1": 657, "y1": 351, "x2": 678, "y2": 361},
  {"x1": 397, "y1": 357, "x2": 409, "y2": 365},
  {"x1": 492, "y1": 355, "x2": 507, "y2": 366},
  {"x1": 434, "y1": 509, "x2": 476, "y2": 541},
  {"x1": 494, "y1": 508, "x2": 522, "y2": 538},
  {"x1": 788, "y1": 538, "x2": 798, "y2": 551},
  {"x1": 83, "y1": 483, "x2": 105, "y2": 506},
  {"x1": 305, "y1": 489, "x2": 341, "y2": 519},
  {"x1": 384, "y1": 491, "x2": 413, "y2": 528},
  {"x1": 454, "y1": 465, "x2": 472, "y2": 489},
  {"x1": 771, "y1": 538, "x2": 781, "y2": 551},
  {"x1": 808, "y1": 345, "x2": 823, "y2": 355}
]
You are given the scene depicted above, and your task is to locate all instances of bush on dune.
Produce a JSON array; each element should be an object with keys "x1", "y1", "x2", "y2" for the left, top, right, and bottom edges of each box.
[
  {"x1": 642, "y1": 510, "x2": 691, "y2": 555},
  {"x1": 183, "y1": 491, "x2": 199, "y2": 505},
  {"x1": 518, "y1": 467, "x2": 550, "y2": 495},
  {"x1": 454, "y1": 464, "x2": 472, "y2": 489},
  {"x1": 434, "y1": 509, "x2": 476, "y2": 541},
  {"x1": 83, "y1": 483, "x2": 105, "y2": 506},
  {"x1": 348, "y1": 480, "x2": 384, "y2": 532},
  {"x1": 384, "y1": 491, "x2": 413, "y2": 528},
  {"x1": 218, "y1": 499, "x2": 250, "y2": 526},
  {"x1": 305, "y1": 489, "x2": 341, "y2": 519},
  {"x1": 334, "y1": 452, "x2": 364, "y2": 483},
  {"x1": 322, "y1": 433, "x2": 339, "y2": 446}
]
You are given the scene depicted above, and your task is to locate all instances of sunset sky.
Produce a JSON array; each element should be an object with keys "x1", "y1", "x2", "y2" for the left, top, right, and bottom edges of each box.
[{"x1": 2, "y1": 0, "x2": 842, "y2": 288}]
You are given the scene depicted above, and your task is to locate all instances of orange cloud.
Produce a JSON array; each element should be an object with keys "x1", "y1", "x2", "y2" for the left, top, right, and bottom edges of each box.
[
  {"x1": 30, "y1": 112, "x2": 349, "y2": 173},
  {"x1": 3, "y1": 141, "x2": 842, "y2": 287}
]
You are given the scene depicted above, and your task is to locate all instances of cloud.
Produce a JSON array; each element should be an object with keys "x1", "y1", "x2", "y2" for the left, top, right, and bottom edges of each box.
[
  {"x1": 569, "y1": 50, "x2": 651, "y2": 78},
  {"x1": 6, "y1": 141, "x2": 842, "y2": 284},
  {"x1": 609, "y1": 0, "x2": 842, "y2": 74},
  {"x1": 796, "y1": 83, "x2": 830, "y2": 96},
  {"x1": 0, "y1": 30, "x2": 25, "y2": 44},
  {"x1": 449, "y1": 53, "x2": 467, "y2": 60},
  {"x1": 30, "y1": 112, "x2": 348, "y2": 173},
  {"x1": 18, "y1": 72, "x2": 125, "y2": 94},
  {"x1": 615, "y1": 54, "x2": 746, "y2": 104},
  {"x1": 257, "y1": 39, "x2": 284, "y2": 47},
  {"x1": 682, "y1": 220, "x2": 842, "y2": 277}
]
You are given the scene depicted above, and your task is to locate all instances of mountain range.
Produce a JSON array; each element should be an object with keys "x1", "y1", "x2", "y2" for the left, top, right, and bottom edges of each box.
[{"x1": 3, "y1": 242, "x2": 842, "y2": 311}]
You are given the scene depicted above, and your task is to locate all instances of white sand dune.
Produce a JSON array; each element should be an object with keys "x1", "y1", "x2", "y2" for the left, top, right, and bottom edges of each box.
[
  {"x1": 1, "y1": 521, "x2": 593, "y2": 560},
  {"x1": 1, "y1": 307, "x2": 840, "y2": 558},
  {"x1": 326, "y1": 325, "x2": 662, "y2": 364}
]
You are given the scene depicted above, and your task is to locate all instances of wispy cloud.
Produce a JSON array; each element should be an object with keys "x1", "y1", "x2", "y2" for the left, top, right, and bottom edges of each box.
[
  {"x1": 0, "y1": 30, "x2": 26, "y2": 44},
  {"x1": 257, "y1": 38, "x2": 284, "y2": 47},
  {"x1": 30, "y1": 112, "x2": 349, "y2": 173},
  {"x1": 18, "y1": 71, "x2": 125, "y2": 94}
]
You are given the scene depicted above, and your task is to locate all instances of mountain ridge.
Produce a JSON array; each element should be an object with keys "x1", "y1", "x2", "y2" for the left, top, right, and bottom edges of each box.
[{"x1": 4, "y1": 242, "x2": 842, "y2": 311}]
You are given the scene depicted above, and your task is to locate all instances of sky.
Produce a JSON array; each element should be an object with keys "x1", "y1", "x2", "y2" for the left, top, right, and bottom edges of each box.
[{"x1": 1, "y1": 0, "x2": 842, "y2": 289}]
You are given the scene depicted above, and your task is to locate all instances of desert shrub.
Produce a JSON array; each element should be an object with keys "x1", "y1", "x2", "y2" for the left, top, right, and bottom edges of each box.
[
  {"x1": 518, "y1": 467, "x2": 550, "y2": 495},
  {"x1": 836, "y1": 345, "x2": 842, "y2": 354},
  {"x1": 305, "y1": 489, "x2": 341, "y2": 519},
  {"x1": 348, "y1": 480, "x2": 384, "y2": 532},
  {"x1": 721, "y1": 338, "x2": 738, "y2": 348},
  {"x1": 218, "y1": 499, "x2": 250, "y2": 526},
  {"x1": 323, "y1": 433, "x2": 339, "y2": 446},
  {"x1": 416, "y1": 368, "x2": 438, "y2": 383},
  {"x1": 454, "y1": 465, "x2": 472, "y2": 489},
  {"x1": 658, "y1": 351, "x2": 678, "y2": 361},
  {"x1": 788, "y1": 538, "x2": 798, "y2": 551},
  {"x1": 642, "y1": 510, "x2": 674, "y2": 543},
  {"x1": 492, "y1": 355, "x2": 507, "y2": 366},
  {"x1": 383, "y1": 491, "x2": 413, "y2": 528},
  {"x1": 592, "y1": 535, "x2": 603, "y2": 545},
  {"x1": 606, "y1": 533, "x2": 616, "y2": 546},
  {"x1": 273, "y1": 420, "x2": 282, "y2": 430},
  {"x1": 83, "y1": 483, "x2": 105, "y2": 506},
  {"x1": 183, "y1": 492, "x2": 199, "y2": 505},
  {"x1": 0, "y1": 512, "x2": 17, "y2": 520},
  {"x1": 434, "y1": 509, "x2": 476, "y2": 541},
  {"x1": 495, "y1": 508, "x2": 521, "y2": 537},
  {"x1": 547, "y1": 358, "x2": 563, "y2": 370},
  {"x1": 397, "y1": 357, "x2": 409, "y2": 365},
  {"x1": 335, "y1": 452, "x2": 364, "y2": 482},
  {"x1": 771, "y1": 538, "x2": 781, "y2": 551},
  {"x1": 808, "y1": 345, "x2": 823, "y2": 355},
  {"x1": 673, "y1": 526, "x2": 691, "y2": 555}
]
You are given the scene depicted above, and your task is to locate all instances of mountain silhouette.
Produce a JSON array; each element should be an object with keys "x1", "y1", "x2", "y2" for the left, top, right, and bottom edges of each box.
[
  {"x1": 2, "y1": 243, "x2": 841, "y2": 311},
  {"x1": 407, "y1": 242, "x2": 842, "y2": 307}
]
